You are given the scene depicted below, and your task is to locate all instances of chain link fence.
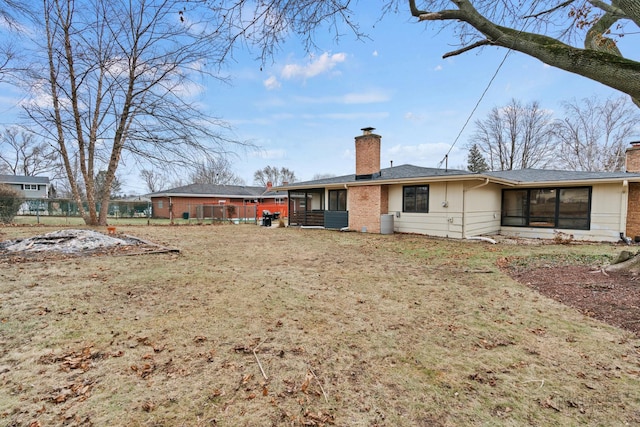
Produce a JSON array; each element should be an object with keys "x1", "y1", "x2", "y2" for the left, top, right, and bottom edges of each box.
[{"x1": 11, "y1": 198, "x2": 263, "y2": 225}]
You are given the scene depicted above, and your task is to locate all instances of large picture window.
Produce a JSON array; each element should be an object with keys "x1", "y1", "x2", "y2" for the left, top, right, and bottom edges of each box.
[
  {"x1": 328, "y1": 189, "x2": 347, "y2": 211},
  {"x1": 502, "y1": 187, "x2": 591, "y2": 230},
  {"x1": 403, "y1": 185, "x2": 429, "y2": 213}
]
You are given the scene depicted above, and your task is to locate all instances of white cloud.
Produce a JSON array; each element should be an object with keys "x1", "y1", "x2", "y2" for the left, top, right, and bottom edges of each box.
[
  {"x1": 434, "y1": 65, "x2": 443, "y2": 71},
  {"x1": 291, "y1": 90, "x2": 390, "y2": 105},
  {"x1": 343, "y1": 91, "x2": 390, "y2": 104},
  {"x1": 387, "y1": 142, "x2": 462, "y2": 167},
  {"x1": 249, "y1": 148, "x2": 287, "y2": 160},
  {"x1": 372, "y1": 50, "x2": 378, "y2": 57},
  {"x1": 281, "y1": 52, "x2": 347, "y2": 80},
  {"x1": 263, "y1": 75, "x2": 281, "y2": 90},
  {"x1": 404, "y1": 112, "x2": 425, "y2": 122},
  {"x1": 342, "y1": 149, "x2": 355, "y2": 160}
]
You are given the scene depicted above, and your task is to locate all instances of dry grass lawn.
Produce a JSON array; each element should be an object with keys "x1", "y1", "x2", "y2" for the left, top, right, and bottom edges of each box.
[{"x1": 1, "y1": 224, "x2": 639, "y2": 426}]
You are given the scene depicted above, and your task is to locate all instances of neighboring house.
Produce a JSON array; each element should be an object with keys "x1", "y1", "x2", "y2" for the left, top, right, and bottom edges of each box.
[
  {"x1": 0, "y1": 174, "x2": 50, "y2": 198},
  {"x1": 279, "y1": 128, "x2": 640, "y2": 243},
  {"x1": 148, "y1": 183, "x2": 287, "y2": 220}
]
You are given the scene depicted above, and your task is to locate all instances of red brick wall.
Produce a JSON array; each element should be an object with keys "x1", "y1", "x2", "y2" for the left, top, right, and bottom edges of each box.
[
  {"x1": 626, "y1": 144, "x2": 640, "y2": 172},
  {"x1": 355, "y1": 133, "x2": 381, "y2": 176},
  {"x1": 627, "y1": 183, "x2": 640, "y2": 239},
  {"x1": 626, "y1": 144, "x2": 640, "y2": 237},
  {"x1": 348, "y1": 185, "x2": 388, "y2": 233},
  {"x1": 151, "y1": 196, "x2": 262, "y2": 219}
]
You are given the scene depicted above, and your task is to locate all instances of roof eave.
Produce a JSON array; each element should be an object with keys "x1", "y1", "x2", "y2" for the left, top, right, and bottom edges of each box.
[
  {"x1": 149, "y1": 192, "x2": 263, "y2": 198},
  {"x1": 279, "y1": 175, "x2": 504, "y2": 190},
  {"x1": 503, "y1": 177, "x2": 640, "y2": 187}
]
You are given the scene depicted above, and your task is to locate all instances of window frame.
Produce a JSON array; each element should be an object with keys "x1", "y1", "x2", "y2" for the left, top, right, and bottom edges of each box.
[
  {"x1": 328, "y1": 189, "x2": 347, "y2": 211},
  {"x1": 403, "y1": 185, "x2": 429, "y2": 213},
  {"x1": 501, "y1": 186, "x2": 591, "y2": 230}
]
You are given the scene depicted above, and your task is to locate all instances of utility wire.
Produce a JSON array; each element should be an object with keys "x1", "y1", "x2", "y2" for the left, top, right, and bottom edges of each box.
[
  {"x1": 438, "y1": 3, "x2": 541, "y2": 170},
  {"x1": 437, "y1": 48, "x2": 512, "y2": 169}
]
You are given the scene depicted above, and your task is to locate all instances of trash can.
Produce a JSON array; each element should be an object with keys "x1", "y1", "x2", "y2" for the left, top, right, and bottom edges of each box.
[
  {"x1": 182, "y1": 212, "x2": 189, "y2": 220},
  {"x1": 380, "y1": 214, "x2": 394, "y2": 234}
]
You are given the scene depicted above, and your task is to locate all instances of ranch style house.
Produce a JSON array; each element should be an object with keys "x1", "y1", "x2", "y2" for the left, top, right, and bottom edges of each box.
[
  {"x1": 148, "y1": 182, "x2": 288, "y2": 221},
  {"x1": 279, "y1": 128, "x2": 640, "y2": 243}
]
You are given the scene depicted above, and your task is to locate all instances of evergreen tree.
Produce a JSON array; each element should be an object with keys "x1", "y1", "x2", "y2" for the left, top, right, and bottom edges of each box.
[{"x1": 467, "y1": 144, "x2": 489, "y2": 172}]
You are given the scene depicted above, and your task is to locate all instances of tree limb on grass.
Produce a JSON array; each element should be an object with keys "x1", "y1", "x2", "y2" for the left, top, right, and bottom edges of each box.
[{"x1": 253, "y1": 339, "x2": 268, "y2": 380}]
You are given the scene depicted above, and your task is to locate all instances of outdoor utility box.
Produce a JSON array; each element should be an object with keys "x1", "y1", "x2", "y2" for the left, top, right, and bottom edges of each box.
[
  {"x1": 182, "y1": 212, "x2": 189, "y2": 220},
  {"x1": 380, "y1": 214, "x2": 394, "y2": 235}
]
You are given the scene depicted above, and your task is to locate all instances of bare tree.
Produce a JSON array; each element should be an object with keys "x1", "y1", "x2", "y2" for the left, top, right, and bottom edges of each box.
[
  {"x1": 0, "y1": 1, "x2": 33, "y2": 81},
  {"x1": 208, "y1": 1, "x2": 640, "y2": 106},
  {"x1": 24, "y1": 0, "x2": 246, "y2": 225},
  {"x1": 554, "y1": 96, "x2": 640, "y2": 172},
  {"x1": 94, "y1": 170, "x2": 123, "y2": 200},
  {"x1": 0, "y1": 127, "x2": 60, "y2": 177},
  {"x1": 253, "y1": 166, "x2": 296, "y2": 186},
  {"x1": 140, "y1": 169, "x2": 166, "y2": 193},
  {"x1": 471, "y1": 99, "x2": 555, "y2": 171},
  {"x1": 189, "y1": 157, "x2": 245, "y2": 185}
]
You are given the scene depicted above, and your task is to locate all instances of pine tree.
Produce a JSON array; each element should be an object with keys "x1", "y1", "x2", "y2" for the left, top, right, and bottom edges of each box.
[{"x1": 467, "y1": 144, "x2": 490, "y2": 172}]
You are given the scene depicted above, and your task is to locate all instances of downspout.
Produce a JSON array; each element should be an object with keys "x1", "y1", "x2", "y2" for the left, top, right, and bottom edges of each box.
[
  {"x1": 462, "y1": 178, "x2": 490, "y2": 239},
  {"x1": 620, "y1": 180, "x2": 629, "y2": 238},
  {"x1": 341, "y1": 184, "x2": 350, "y2": 231},
  {"x1": 169, "y1": 196, "x2": 173, "y2": 224}
]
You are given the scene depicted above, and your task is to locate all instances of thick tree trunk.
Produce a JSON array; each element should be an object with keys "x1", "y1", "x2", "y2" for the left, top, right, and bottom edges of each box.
[{"x1": 605, "y1": 251, "x2": 640, "y2": 274}]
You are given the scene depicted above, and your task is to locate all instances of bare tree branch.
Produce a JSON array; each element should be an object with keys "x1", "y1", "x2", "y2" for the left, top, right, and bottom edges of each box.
[
  {"x1": 523, "y1": 1, "x2": 575, "y2": 19},
  {"x1": 443, "y1": 40, "x2": 491, "y2": 58},
  {"x1": 24, "y1": 0, "x2": 249, "y2": 225}
]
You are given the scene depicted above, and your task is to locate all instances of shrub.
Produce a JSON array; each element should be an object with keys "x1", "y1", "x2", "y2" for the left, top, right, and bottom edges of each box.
[
  {"x1": 553, "y1": 230, "x2": 574, "y2": 245},
  {"x1": 0, "y1": 184, "x2": 23, "y2": 223}
]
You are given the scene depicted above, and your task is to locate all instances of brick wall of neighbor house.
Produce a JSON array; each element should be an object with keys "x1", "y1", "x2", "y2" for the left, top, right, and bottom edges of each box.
[
  {"x1": 151, "y1": 196, "x2": 257, "y2": 219},
  {"x1": 355, "y1": 128, "x2": 381, "y2": 176},
  {"x1": 349, "y1": 185, "x2": 386, "y2": 233},
  {"x1": 626, "y1": 142, "x2": 640, "y2": 238}
]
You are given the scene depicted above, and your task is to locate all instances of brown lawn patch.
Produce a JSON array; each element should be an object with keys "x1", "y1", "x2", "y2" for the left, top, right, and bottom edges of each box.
[{"x1": 0, "y1": 225, "x2": 639, "y2": 426}]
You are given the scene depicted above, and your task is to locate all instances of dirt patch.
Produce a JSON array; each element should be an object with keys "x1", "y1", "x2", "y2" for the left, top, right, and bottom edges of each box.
[
  {"x1": 504, "y1": 261, "x2": 640, "y2": 337},
  {"x1": 0, "y1": 229, "x2": 178, "y2": 262}
]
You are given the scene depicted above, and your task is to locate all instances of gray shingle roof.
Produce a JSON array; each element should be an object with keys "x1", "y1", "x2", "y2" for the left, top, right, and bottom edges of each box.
[
  {"x1": 289, "y1": 164, "x2": 473, "y2": 187},
  {"x1": 484, "y1": 168, "x2": 640, "y2": 182},
  {"x1": 149, "y1": 183, "x2": 286, "y2": 198},
  {"x1": 282, "y1": 165, "x2": 640, "y2": 189},
  {"x1": 0, "y1": 174, "x2": 50, "y2": 184}
]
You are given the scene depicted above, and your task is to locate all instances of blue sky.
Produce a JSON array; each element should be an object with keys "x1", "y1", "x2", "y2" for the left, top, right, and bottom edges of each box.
[
  {"x1": 197, "y1": 5, "x2": 638, "y2": 191},
  {"x1": 0, "y1": 3, "x2": 638, "y2": 194}
]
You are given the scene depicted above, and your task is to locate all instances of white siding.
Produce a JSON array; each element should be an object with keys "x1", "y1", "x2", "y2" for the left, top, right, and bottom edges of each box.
[
  {"x1": 388, "y1": 181, "x2": 481, "y2": 239},
  {"x1": 463, "y1": 182, "x2": 502, "y2": 237},
  {"x1": 500, "y1": 182, "x2": 626, "y2": 242}
]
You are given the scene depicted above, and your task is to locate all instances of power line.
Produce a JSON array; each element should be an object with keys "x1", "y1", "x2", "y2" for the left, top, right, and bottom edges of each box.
[
  {"x1": 438, "y1": 3, "x2": 540, "y2": 170},
  {"x1": 437, "y1": 49, "x2": 512, "y2": 169}
]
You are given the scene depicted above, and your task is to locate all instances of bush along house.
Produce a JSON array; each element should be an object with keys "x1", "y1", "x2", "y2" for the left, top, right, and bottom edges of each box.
[{"x1": 279, "y1": 128, "x2": 640, "y2": 243}]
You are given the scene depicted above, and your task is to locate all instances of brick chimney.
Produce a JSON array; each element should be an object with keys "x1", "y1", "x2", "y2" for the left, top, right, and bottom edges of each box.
[
  {"x1": 626, "y1": 141, "x2": 640, "y2": 172},
  {"x1": 355, "y1": 127, "x2": 381, "y2": 179}
]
